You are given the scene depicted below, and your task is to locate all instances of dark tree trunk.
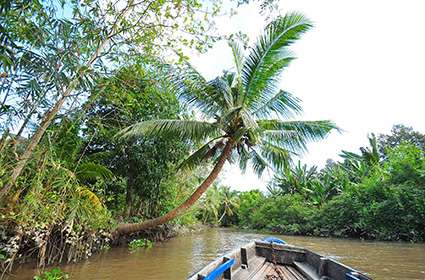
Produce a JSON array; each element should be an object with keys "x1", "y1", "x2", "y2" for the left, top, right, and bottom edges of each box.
[{"x1": 125, "y1": 147, "x2": 136, "y2": 217}]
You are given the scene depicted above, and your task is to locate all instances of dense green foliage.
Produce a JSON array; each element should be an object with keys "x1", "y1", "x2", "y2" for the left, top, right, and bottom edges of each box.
[
  {"x1": 0, "y1": 60, "x2": 206, "y2": 272},
  {"x1": 117, "y1": 12, "x2": 336, "y2": 234},
  {"x1": 128, "y1": 239, "x2": 154, "y2": 251},
  {"x1": 206, "y1": 127, "x2": 425, "y2": 241},
  {"x1": 1, "y1": 0, "x2": 424, "y2": 278},
  {"x1": 83, "y1": 62, "x2": 190, "y2": 217},
  {"x1": 33, "y1": 268, "x2": 69, "y2": 280},
  {"x1": 1, "y1": 0, "x2": 229, "y2": 273}
]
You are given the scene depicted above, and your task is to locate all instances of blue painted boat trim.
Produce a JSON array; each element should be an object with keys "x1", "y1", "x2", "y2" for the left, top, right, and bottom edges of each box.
[
  {"x1": 346, "y1": 271, "x2": 361, "y2": 280},
  {"x1": 204, "y1": 258, "x2": 235, "y2": 280},
  {"x1": 263, "y1": 237, "x2": 286, "y2": 244}
]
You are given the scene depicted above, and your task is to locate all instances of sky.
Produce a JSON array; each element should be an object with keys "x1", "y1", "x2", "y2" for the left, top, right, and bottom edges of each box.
[{"x1": 189, "y1": 0, "x2": 425, "y2": 191}]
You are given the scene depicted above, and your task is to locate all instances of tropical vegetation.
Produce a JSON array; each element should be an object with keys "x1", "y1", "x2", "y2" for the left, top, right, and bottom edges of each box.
[
  {"x1": 204, "y1": 126, "x2": 425, "y2": 242},
  {"x1": 0, "y1": 0, "x2": 424, "y2": 278},
  {"x1": 128, "y1": 239, "x2": 154, "y2": 251},
  {"x1": 116, "y1": 12, "x2": 337, "y2": 235},
  {"x1": 33, "y1": 268, "x2": 69, "y2": 280},
  {"x1": 0, "y1": 0, "x2": 228, "y2": 274}
]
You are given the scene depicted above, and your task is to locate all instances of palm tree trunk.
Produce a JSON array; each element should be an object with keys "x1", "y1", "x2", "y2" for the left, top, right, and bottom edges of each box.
[{"x1": 114, "y1": 139, "x2": 234, "y2": 237}]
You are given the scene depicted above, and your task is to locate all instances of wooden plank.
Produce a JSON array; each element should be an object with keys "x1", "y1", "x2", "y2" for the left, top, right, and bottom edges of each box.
[
  {"x1": 250, "y1": 263, "x2": 305, "y2": 280},
  {"x1": 232, "y1": 256, "x2": 266, "y2": 280},
  {"x1": 280, "y1": 266, "x2": 298, "y2": 280},
  {"x1": 263, "y1": 262, "x2": 275, "y2": 278},
  {"x1": 287, "y1": 266, "x2": 307, "y2": 280},
  {"x1": 250, "y1": 262, "x2": 270, "y2": 280}
]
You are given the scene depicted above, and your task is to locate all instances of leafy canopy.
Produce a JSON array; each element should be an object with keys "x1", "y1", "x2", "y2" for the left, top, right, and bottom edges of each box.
[{"x1": 122, "y1": 12, "x2": 338, "y2": 176}]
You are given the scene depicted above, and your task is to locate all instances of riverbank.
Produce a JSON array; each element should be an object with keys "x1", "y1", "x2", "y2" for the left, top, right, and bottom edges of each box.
[
  {"x1": 10, "y1": 227, "x2": 425, "y2": 280},
  {"x1": 201, "y1": 141, "x2": 425, "y2": 242},
  {"x1": 0, "y1": 222, "x2": 194, "y2": 279}
]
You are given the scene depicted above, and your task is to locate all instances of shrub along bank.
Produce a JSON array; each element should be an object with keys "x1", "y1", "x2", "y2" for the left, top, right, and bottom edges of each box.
[{"x1": 200, "y1": 129, "x2": 425, "y2": 242}]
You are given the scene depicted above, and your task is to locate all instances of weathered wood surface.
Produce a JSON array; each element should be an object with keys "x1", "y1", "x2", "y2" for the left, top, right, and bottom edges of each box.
[{"x1": 187, "y1": 241, "x2": 372, "y2": 280}]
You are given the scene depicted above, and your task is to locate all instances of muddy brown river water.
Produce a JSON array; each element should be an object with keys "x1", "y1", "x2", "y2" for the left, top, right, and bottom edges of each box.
[{"x1": 10, "y1": 228, "x2": 425, "y2": 279}]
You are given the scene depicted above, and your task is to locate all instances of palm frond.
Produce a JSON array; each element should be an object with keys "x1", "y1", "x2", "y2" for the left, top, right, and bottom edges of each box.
[
  {"x1": 252, "y1": 90, "x2": 302, "y2": 119},
  {"x1": 258, "y1": 119, "x2": 337, "y2": 143},
  {"x1": 237, "y1": 143, "x2": 250, "y2": 173},
  {"x1": 178, "y1": 137, "x2": 225, "y2": 171},
  {"x1": 241, "y1": 12, "x2": 313, "y2": 108},
  {"x1": 259, "y1": 141, "x2": 292, "y2": 170},
  {"x1": 262, "y1": 130, "x2": 307, "y2": 153},
  {"x1": 229, "y1": 40, "x2": 245, "y2": 89},
  {"x1": 250, "y1": 148, "x2": 269, "y2": 176},
  {"x1": 247, "y1": 53, "x2": 294, "y2": 111},
  {"x1": 119, "y1": 119, "x2": 221, "y2": 143},
  {"x1": 207, "y1": 77, "x2": 234, "y2": 110},
  {"x1": 75, "y1": 162, "x2": 114, "y2": 182},
  {"x1": 241, "y1": 110, "x2": 258, "y2": 130},
  {"x1": 169, "y1": 63, "x2": 220, "y2": 117}
]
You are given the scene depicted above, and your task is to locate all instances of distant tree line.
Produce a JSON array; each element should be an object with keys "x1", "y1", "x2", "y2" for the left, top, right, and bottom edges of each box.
[{"x1": 200, "y1": 125, "x2": 425, "y2": 242}]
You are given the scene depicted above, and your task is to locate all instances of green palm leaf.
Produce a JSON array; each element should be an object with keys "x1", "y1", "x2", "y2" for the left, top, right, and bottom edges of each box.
[
  {"x1": 259, "y1": 141, "x2": 292, "y2": 170},
  {"x1": 259, "y1": 120, "x2": 337, "y2": 142},
  {"x1": 169, "y1": 63, "x2": 221, "y2": 117},
  {"x1": 178, "y1": 137, "x2": 225, "y2": 171},
  {"x1": 229, "y1": 40, "x2": 245, "y2": 94},
  {"x1": 250, "y1": 148, "x2": 270, "y2": 176},
  {"x1": 262, "y1": 130, "x2": 307, "y2": 153},
  {"x1": 207, "y1": 77, "x2": 234, "y2": 110},
  {"x1": 237, "y1": 144, "x2": 250, "y2": 173},
  {"x1": 75, "y1": 162, "x2": 114, "y2": 182},
  {"x1": 253, "y1": 90, "x2": 302, "y2": 119},
  {"x1": 119, "y1": 119, "x2": 222, "y2": 143},
  {"x1": 242, "y1": 12, "x2": 313, "y2": 108}
]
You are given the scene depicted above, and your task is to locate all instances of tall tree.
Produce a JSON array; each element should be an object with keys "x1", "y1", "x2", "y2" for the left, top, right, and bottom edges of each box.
[
  {"x1": 0, "y1": 0, "x2": 222, "y2": 198},
  {"x1": 378, "y1": 124, "x2": 425, "y2": 155},
  {"x1": 83, "y1": 62, "x2": 188, "y2": 217},
  {"x1": 115, "y1": 12, "x2": 338, "y2": 236}
]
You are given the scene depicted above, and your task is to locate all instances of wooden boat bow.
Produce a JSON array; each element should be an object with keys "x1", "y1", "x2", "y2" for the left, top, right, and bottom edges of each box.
[{"x1": 187, "y1": 238, "x2": 371, "y2": 280}]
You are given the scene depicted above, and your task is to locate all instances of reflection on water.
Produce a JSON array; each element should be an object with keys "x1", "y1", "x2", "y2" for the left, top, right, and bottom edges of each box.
[{"x1": 11, "y1": 228, "x2": 425, "y2": 280}]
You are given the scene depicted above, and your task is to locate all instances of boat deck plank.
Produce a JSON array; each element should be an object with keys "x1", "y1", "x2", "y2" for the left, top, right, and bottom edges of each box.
[{"x1": 233, "y1": 261, "x2": 307, "y2": 280}]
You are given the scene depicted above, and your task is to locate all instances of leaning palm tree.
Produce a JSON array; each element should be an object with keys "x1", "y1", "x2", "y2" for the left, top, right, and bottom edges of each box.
[
  {"x1": 217, "y1": 187, "x2": 240, "y2": 224},
  {"x1": 115, "y1": 12, "x2": 338, "y2": 236}
]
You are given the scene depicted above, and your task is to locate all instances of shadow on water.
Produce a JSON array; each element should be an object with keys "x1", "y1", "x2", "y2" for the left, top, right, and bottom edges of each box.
[{"x1": 10, "y1": 227, "x2": 425, "y2": 280}]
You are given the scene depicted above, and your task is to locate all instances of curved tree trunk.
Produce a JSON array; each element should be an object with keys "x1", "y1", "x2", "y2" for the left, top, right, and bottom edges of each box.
[{"x1": 114, "y1": 139, "x2": 234, "y2": 237}]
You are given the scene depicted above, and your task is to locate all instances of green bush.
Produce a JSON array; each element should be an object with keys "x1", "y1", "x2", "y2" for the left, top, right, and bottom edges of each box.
[
  {"x1": 231, "y1": 143, "x2": 425, "y2": 242},
  {"x1": 239, "y1": 194, "x2": 313, "y2": 235},
  {"x1": 34, "y1": 268, "x2": 69, "y2": 280},
  {"x1": 237, "y1": 190, "x2": 265, "y2": 228},
  {"x1": 128, "y1": 239, "x2": 154, "y2": 251}
]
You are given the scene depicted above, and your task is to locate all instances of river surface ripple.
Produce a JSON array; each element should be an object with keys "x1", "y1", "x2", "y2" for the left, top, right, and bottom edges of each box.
[{"x1": 11, "y1": 227, "x2": 425, "y2": 280}]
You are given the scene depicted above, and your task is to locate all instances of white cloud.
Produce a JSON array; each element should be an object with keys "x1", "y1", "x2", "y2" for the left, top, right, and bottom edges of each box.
[{"x1": 190, "y1": 0, "x2": 425, "y2": 191}]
